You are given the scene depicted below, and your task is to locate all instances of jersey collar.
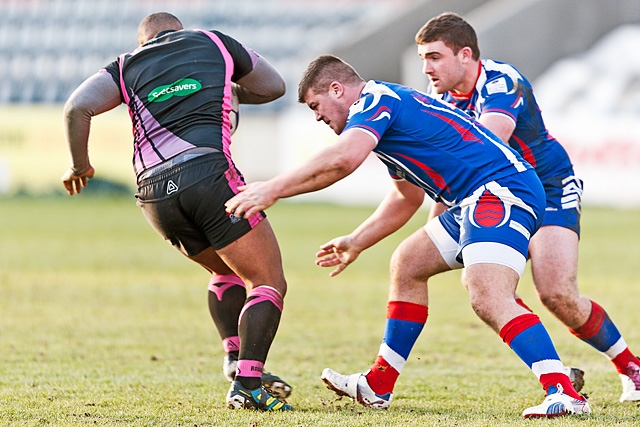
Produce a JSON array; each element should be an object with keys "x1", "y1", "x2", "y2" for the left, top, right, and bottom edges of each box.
[{"x1": 449, "y1": 60, "x2": 482, "y2": 101}]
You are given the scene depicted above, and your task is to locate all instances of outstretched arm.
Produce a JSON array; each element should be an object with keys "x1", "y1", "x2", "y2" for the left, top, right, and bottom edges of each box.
[
  {"x1": 61, "y1": 71, "x2": 121, "y2": 195},
  {"x1": 225, "y1": 128, "x2": 376, "y2": 218},
  {"x1": 316, "y1": 179, "x2": 425, "y2": 276}
]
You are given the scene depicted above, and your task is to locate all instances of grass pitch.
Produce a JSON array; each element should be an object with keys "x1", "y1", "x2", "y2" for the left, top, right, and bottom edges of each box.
[{"x1": 1, "y1": 196, "x2": 639, "y2": 426}]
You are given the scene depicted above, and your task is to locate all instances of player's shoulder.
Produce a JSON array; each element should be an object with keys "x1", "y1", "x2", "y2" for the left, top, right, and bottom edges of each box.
[
  {"x1": 188, "y1": 28, "x2": 237, "y2": 44},
  {"x1": 482, "y1": 59, "x2": 529, "y2": 83},
  {"x1": 361, "y1": 80, "x2": 402, "y2": 98},
  {"x1": 480, "y1": 59, "x2": 527, "y2": 95},
  {"x1": 352, "y1": 81, "x2": 401, "y2": 111}
]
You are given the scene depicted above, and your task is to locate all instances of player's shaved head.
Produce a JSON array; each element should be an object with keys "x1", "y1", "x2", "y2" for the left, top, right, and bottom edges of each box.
[
  {"x1": 415, "y1": 12, "x2": 480, "y2": 60},
  {"x1": 137, "y1": 12, "x2": 183, "y2": 46},
  {"x1": 298, "y1": 55, "x2": 364, "y2": 103}
]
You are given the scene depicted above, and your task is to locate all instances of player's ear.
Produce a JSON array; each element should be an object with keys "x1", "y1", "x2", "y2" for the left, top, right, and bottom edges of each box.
[
  {"x1": 329, "y1": 81, "x2": 343, "y2": 97},
  {"x1": 459, "y1": 46, "x2": 474, "y2": 62}
]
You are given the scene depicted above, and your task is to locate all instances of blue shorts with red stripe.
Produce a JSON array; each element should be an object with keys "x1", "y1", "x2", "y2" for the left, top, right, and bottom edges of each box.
[{"x1": 437, "y1": 169, "x2": 545, "y2": 265}]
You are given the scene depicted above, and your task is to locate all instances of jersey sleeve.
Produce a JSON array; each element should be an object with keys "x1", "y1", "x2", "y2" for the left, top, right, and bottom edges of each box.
[
  {"x1": 343, "y1": 81, "x2": 400, "y2": 145},
  {"x1": 101, "y1": 59, "x2": 125, "y2": 103},
  {"x1": 479, "y1": 74, "x2": 524, "y2": 126},
  {"x1": 211, "y1": 30, "x2": 257, "y2": 81}
]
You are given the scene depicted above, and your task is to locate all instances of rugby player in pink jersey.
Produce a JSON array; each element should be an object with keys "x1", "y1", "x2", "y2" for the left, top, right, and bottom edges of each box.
[{"x1": 62, "y1": 12, "x2": 292, "y2": 411}]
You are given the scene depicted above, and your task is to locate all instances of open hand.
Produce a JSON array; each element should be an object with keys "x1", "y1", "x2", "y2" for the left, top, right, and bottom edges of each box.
[{"x1": 315, "y1": 235, "x2": 361, "y2": 277}]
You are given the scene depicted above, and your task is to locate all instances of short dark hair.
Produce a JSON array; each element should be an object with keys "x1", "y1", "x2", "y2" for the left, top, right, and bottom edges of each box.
[
  {"x1": 138, "y1": 12, "x2": 183, "y2": 44},
  {"x1": 298, "y1": 55, "x2": 364, "y2": 103},
  {"x1": 139, "y1": 12, "x2": 183, "y2": 29},
  {"x1": 415, "y1": 12, "x2": 480, "y2": 60}
]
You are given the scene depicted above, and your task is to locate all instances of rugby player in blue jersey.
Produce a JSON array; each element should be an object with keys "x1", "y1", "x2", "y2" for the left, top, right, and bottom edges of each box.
[
  {"x1": 61, "y1": 12, "x2": 292, "y2": 411},
  {"x1": 415, "y1": 12, "x2": 640, "y2": 405},
  {"x1": 226, "y1": 54, "x2": 590, "y2": 418}
]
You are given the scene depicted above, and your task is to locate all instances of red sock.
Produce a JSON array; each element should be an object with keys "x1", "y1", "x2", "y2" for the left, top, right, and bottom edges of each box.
[
  {"x1": 364, "y1": 301, "x2": 428, "y2": 395},
  {"x1": 500, "y1": 314, "x2": 583, "y2": 401},
  {"x1": 570, "y1": 301, "x2": 605, "y2": 340},
  {"x1": 539, "y1": 373, "x2": 584, "y2": 400},
  {"x1": 571, "y1": 301, "x2": 640, "y2": 373},
  {"x1": 366, "y1": 356, "x2": 400, "y2": 395},
  {"x1": 612, "y1": 349, "x2": 640, "y2": 374},
  {"x1": 514, "y1": 296, "x2": 533, "y2": 312}
]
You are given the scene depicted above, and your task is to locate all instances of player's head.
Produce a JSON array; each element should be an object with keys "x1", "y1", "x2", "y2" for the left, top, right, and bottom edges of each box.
[
  {"x1": 298, "y1": 55, "x2": 365, "y2": 135},
  {"x1": 137, "y1": 12, "x2": 183, "y2": 46},
  {"x1": 415, "y1": 12, "x2": 479, "y2": 94},
  {"x1": 415, "y1": 12, "x2": 480, "y2": 60}
]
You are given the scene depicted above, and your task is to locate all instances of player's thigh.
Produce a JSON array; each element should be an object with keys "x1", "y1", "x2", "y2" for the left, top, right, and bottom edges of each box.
[
  {"x1": 188, "y1": 246, "x2": 235, "y2": 275},
  {"x1": 423, "y1": 213, "x2": 464, "y2": 270},
  {"x1": 464, "y1": 261, "x2": 522, "y2": 331},
  {"x1": 136, "y1": 154, "x2": 243, "y2": 258},
  {"x1": 391, "y1": 226, "x2": 451, "y2": 283},
  {"x1": 182, "y1": 168, "x2": 267, "y2": 253},
  {"x1": 137, "y1": 193, "x2": 212, "y2": 258},
  {"x1": 462, "y1": 243, "x2": 524, "y2": 290},
  {"x1": 216, "y1": 219, "x2": 287, "y2": 295},
  {"x1": 176, "y1": 169, "x2": 282, "y2": 285},
  {"x1": 529, "y1": 225, "x2": 579, "y2": 293}
]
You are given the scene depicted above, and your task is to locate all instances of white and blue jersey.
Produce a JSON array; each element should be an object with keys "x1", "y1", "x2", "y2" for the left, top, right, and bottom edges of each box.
[
  {"x1": 345, "y1": 81, "x2": 531, "y2": 207},
  {"x1": 440, "y1": 60, "x2": 583, "y2": 234},
  {"x1": 345, "y1": 80, "x2": 546, "y2": 269}
]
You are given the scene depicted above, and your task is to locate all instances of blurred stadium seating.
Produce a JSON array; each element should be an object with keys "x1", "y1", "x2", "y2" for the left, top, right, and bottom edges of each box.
[
  {"x1": 1, "y1": 0, "x2": 639, "y2": 109},
  {"x1": 1, "y1": 0, "x2": 638, "y2": 205},
  {"x1": 0, "y1": 0, "x2": 418, "y2": 107},
  {"x1": 535, "y1": 24, "x2": 640, "y2": 118}
]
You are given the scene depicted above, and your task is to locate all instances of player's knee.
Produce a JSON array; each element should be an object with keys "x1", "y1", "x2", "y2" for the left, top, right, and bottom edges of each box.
[
  {"x1": 249, "y1": 276, "x2": 288, "y2": 298},
  {"x1": 536, "y1": 274, "x2": 577, "y2": 306},
  {"x1": 533, "y1": 266, "x2": 578, "y2": 294},
  {"x1": 389, "y1": 250, "x2": 430, "y2": 286},
  {"x1": 466, "y1": 279, "x2": 489, "y2": 317},
  {"x1": 468, "y1": 296, "x2": 495, "y2": 327},
  {"x1": 539, "y1": 288, "x2": 573, "y2": 312}
]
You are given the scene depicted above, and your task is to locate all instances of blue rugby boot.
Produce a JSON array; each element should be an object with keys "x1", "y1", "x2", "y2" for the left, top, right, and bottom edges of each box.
[{"x1": 226, "y1": 380, "x2": 293, "y2": 411}]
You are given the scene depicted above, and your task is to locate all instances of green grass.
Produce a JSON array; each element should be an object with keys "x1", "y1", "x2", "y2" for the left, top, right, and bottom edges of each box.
[{"x1": 1, "y1": 196, "x2": 639, "y2": 426}]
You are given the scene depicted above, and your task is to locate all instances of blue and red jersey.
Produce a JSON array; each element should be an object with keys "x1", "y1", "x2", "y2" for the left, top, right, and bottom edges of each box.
[
  {"x1": 440, "y1": 59, "x2": 574, "y2": 184},
  {"x1": 344, "y1": 80, "x2": 534, "y2": 207}
]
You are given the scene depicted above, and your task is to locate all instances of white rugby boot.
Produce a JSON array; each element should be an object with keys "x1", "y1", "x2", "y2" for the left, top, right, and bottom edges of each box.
[
  {"x1": 320, "y1": 368, "x2": 392, "y2": 409},
  {"x1": 522, "y1": 384, "x2": 590, "y2": 418},
  {"x1": 619, "y1": 361, "x2": 640, "y2": 402}
]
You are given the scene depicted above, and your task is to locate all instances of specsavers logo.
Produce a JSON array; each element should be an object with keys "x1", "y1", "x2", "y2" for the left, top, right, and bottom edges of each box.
[{"x1": 148, "y1": 78, "x2": 202, "y2": 102}]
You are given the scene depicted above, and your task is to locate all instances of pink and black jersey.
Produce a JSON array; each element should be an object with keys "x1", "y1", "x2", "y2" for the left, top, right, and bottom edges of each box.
[
  {"x1": 344, "y1": 80, "x2": 533, "y2": 207},
  {"x1": 440, "y1": 59, "x2": 574, "y2": 183},
  {"x1": 102, "y1": 29, "x2": 257, "y2": 177}
]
